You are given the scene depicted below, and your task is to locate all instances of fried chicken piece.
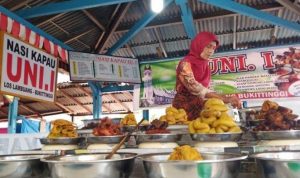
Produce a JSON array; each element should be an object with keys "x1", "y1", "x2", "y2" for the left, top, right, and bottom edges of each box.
[
  {"x1": 261, "y1": 100, "x2": 279, "y2": 112},
  {"x1": 278, "y1": 106, "x2": 293, "y2": 115}
]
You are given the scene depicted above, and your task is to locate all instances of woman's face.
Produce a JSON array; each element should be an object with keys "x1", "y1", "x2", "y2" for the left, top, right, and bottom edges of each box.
[{"x1": 200, "y1": 41, "x2": 217, "y2": 60}]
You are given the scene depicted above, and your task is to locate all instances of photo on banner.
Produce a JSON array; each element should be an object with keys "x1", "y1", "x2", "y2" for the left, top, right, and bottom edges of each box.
[{"x1": 139, "y1": 45, "x2": 300, "y2": 108}]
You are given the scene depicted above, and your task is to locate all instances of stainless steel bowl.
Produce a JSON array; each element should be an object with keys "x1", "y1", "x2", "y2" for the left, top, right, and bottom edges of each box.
[
  {"x1": 190, "y1": 132, "x2": 243, "y2": 142},
  {"x1": 139, "y1": 152, "x2": 247, "y2": 178},
  {"x1": 251, "y1": 130, "x2": 300, "y2": 140},
  {"x1": 167, "y1": 125, "x2": 188, "y2": 134},
  {"x1": 41, "y1": 153, "x2": 137, "y2": 178},
  {"x1": 251, "y1": 152, "x2": 300, "y2": 178},
  {"x1": 0, "y1": 154, "x2": 50, "y2": 178},
  {"x1": 40, "y1": 137, "x2": 84, "y2": 145},
  {"x1": 86, "y1": 135, "x2": 125, "y2": 144},
  {"x1": 135, "y1": 133, "x2": 182, "y2": 144}
]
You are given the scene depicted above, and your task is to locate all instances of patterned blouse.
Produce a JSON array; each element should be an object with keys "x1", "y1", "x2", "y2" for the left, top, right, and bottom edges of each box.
[{"x1": 172, "y1": 61, "x2": 212, "y2": 120}]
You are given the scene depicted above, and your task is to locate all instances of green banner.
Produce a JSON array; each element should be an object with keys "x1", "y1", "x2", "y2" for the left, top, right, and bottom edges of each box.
[{"x1": 139, "y1": 45, "x2": 300, "y2": 108}]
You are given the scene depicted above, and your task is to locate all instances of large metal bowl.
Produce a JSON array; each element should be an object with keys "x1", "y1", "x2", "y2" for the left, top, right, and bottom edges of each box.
[
  {"x1": 135, "y1": 133, "x2": 182, "y2": 144},
  {"x1": 41, "y1": 153, "x2": 137, "y2": 178},
  {"x1": 139, "y1": 152, "x2": 247, "y2": 178},
  {"x1": 190, "y1": 132, "x2": 243, "y2": 142},
  {"x1": 251, "y1": 152, "x2": 300, "y2": 178},
  {"x1": 40, "y1": 137, "x2": 84, "y2": 145},
  {"x1": 121, "y1": 125, "x2": 148, "y2": 132},
  {"x1": 0, "y1": 154, "x2": 50, "y2": 178},
  {"x1": 251, "y1": 130, "x2": 300, "y2": 140}
]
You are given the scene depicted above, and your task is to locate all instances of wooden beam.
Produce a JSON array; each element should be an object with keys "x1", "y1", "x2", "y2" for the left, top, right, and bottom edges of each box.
[
  {"x1": 82, "y1": 10, "x2": 105, "y2": 31},
  {"x1": 58, "y1": 89, "x2": 92, "y2": 114},
  {"x1": 125, "y1": 44, "x2": 136, "y2": 58},
  {"x1": 276, "y1": 0, "x2": 300, "y2": 16},
  {"x1": 154, "y1": 28, "x2": 167, "y2": 58},
  {"x1": 27, "y1": 111, "x2": 65, "y2": 117},
  {"x1": 55, "y1": 102, "x2": 74, "y2": 114},
  {"x1": 0, "y1": 109, "x2": 6, "y2": 115},
  {"x1": 0, "y1": 107, "x2": 8, "y2": 114},
  {"x1": 10, "y1": 1, "x2": 31, "y2": 11},
  {"x1": 109, "y1": 93, "x2": 130, "y2": 112},
  {"x1": 233, "y1": 15, "x2": 237, "y2": 50},
  {"x1": 96, "y1": 3, "x2": 131, "y2": 53},
  {"x1": 36, "y1": 13, "x2": 66, "y2": 27},
  {"x1": 272, "y1": 8, "x2": 283, "y2": 38},
  {"x1": 50, "y1": 21, "x2": 70, "y2": 35},
  {"x1": 64, "y1": 28, "x2": 95, "y2": 43},
  {"x1": 19, "y1": 101, "x2": 41, "y2": 116},
  {"x1": 77, "y1": 85, "x2": 112, "y2": 113}
]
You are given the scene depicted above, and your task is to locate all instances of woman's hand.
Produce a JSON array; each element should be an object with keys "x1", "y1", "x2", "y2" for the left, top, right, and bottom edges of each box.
[{"x1": 224, "y1": 96, "x2": 242, "y2": 109}]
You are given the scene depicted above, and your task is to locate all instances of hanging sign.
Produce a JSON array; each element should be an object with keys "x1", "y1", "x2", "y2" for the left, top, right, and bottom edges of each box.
[
  {"x1": 69, "y1": 51, "x2": 141, "y2": 83},
  {"x1": 0, "y1": 32, "x2": 58, "y2": 102}
]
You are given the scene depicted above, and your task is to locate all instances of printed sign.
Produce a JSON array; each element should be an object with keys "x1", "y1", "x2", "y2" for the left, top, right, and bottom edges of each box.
[
  {"x1": 139, "y1": 45, "x2": 300, "y2": 108},
  {"x1": 69, "y1": 51, "x2": 141, "y2": 83},
  {"x1": 0, "y1": 32, "x2": 58, "y2": 102}
]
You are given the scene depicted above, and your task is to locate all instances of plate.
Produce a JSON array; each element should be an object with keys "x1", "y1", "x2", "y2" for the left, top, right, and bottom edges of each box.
[{"x1": 190, "y1": 132, "x2": 243, "y2": 142}]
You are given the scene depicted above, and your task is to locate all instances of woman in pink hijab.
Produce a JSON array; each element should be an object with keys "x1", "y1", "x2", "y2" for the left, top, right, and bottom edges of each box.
[{"x1": 173, "y1": 32, "x2": 241, "y2": 120}]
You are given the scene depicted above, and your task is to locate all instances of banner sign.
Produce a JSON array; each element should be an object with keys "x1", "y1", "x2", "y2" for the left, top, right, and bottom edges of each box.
[
  {"x1": 139, "y1": 45, "x2": 300, "y2": 108},
  {"x1": 69, "y1": 51, "x2": 141, "y2": 83},
  {"x1": 0, "y1": 32, "x2": 58, "y2": 102}
]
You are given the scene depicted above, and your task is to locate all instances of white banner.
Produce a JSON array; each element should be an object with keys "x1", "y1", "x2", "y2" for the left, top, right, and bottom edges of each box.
[
  {"x1": 0, "y1": 32, "x2": 58, "y2": 102},
  {"x1": 69, "y1": 51, "x2": 141, "y2": 83}
]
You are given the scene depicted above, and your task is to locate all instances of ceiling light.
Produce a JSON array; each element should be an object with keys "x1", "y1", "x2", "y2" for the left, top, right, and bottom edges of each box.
[{"x1": 151, "y1": 0, "x2": 164, "y2": 13}]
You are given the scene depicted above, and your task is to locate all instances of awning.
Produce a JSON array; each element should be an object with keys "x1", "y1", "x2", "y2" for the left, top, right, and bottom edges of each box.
[{"x1": 0, "y1": 13, "x2": 68, "y2": 63}]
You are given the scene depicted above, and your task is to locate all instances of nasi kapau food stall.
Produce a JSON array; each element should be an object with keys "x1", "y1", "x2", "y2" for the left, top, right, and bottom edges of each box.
[{"x1": 0, "y1": 0, "x2": 300, "y2": 178}]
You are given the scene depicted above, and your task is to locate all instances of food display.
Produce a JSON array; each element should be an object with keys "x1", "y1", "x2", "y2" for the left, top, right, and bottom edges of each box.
[
  {"x1": 145, "y1": 119, "x2": 170, "y2": 134},
  {"x1": 159, "y1": 107, "x2": 189, "y2": 125},
  {"x1": 47, "y1": 119, "x2": 77, "y2": 138},
  {"x1": 188, "y1": 98, "x2": 241, "y2": 134},
  {"x1": 92, "y1": 117, "x2": 122, "y2": 136},
  {"x1": 168, "y1": 145, "x2": 203, "y2": 161},
  {"x1": 121, "y1": 113, "x2": 137, "y2": 126},
  {"x1": 253, "y1": 100, "x2": 299, "y2": 131}
]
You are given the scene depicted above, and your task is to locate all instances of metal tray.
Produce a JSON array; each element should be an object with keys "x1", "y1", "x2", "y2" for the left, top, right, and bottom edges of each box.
[
  {"x1": 251, "y1": 130, "x2": 300, "y2": 140},
  {"x1": 87, "y1": 135, "x2": 125, "y2": 144},
  {"x1": 134, "y1": 133, "x2": 182, "y2": 144},
  {"x1": 40, "y1": 137, "x2": 83, "y2": 145},
  {"x1": 190, "y1": 132, "x2": 243, "y2": 142}
]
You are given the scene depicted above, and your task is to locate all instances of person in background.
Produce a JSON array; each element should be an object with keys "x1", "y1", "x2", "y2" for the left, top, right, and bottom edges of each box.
[{"x1": 172, "y1": 32, "x2": 241, "y2": 120}]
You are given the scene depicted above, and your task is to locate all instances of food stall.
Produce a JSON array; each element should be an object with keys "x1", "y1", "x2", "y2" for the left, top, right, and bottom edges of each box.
[{"x1": 0, "y1": 0, "x2": 300, "y2": 178}]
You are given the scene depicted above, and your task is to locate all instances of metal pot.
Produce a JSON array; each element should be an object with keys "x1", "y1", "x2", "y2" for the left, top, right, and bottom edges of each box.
[
  {"x1": 139, "y1": 152, "x2": 247, "y2": 178},
  {"x1": 134, "y1": 133, "x2": 183, "y2": 144},
  {"x1": 41, "y1": 153, "x2": 137, "y2": 178},
  {"x1": 251, "y1": 152, "x2": 300, "y2": 178},
  {"x1": 0, "y1": 154, "x2": 50, "y2": 178}
]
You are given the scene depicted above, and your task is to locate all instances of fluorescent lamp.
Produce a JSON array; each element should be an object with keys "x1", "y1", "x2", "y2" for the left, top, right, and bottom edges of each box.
[{"x1": 151, "y1": 0, "x2": 164, "y2": 13}]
